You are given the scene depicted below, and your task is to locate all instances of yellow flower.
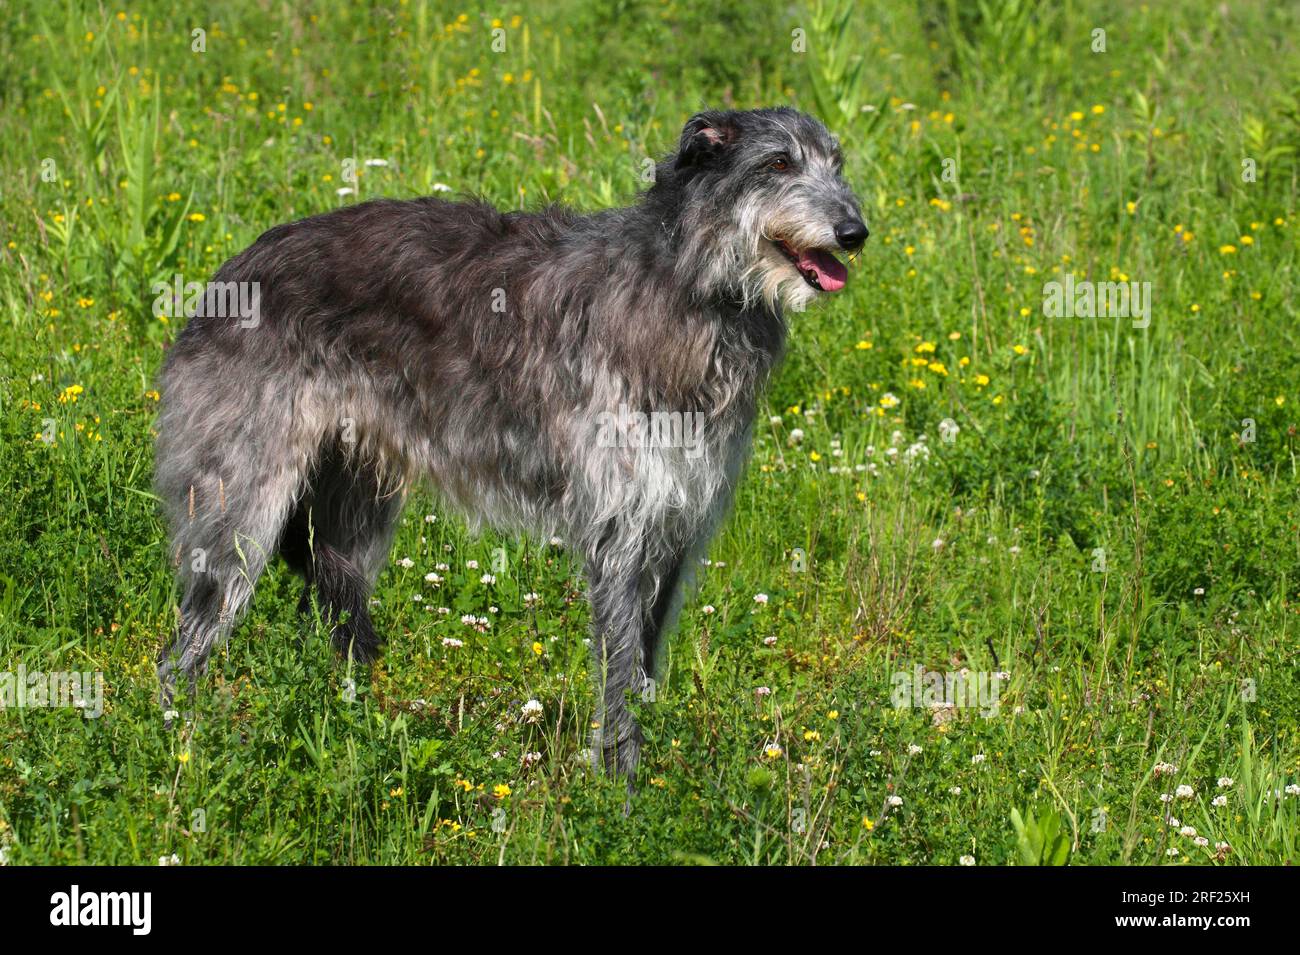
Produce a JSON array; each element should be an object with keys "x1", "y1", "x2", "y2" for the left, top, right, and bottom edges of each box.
[
  {"x1": 862, "y1": 816, "x2": 875, "y2": 831},
  {"x1": 915, "y1": 340, "x2": 936, "y2": 354},
  {"x1": 855, "y1": 340, "x2": 873, "y2": 350},
  {"x1": 927, "y1": 361, "x2": 948, "y2": 376},
  {"x1": 1219, "y1": 244, "x2": 1236, "y2": 255},
  {"x1": 1019, "y1": 307, "x2": 1031, "y2": 317},
  {"x1": 188, "y1": 212, "x2": 206, "y2": 222},
  {"x1": 809, "y1": 451, "x2": 822, "y2": 462},
  {"x1": 1012, "y1": 344, "x2": 1028, "y2": 355},
  {"x1": 493, "y1": 784, "x2": 511, "y2": 799},
  {"x1": 531, "y1": 641, "x2": 543, "y2": 655},
  {"x1": 1276, "y1": 396, "x2": 1286, "y2": 407},
  {"x1": 973, "y1": 373, "x2": 990, "y2": 387},
  {"x1": 1069, "y1": 110, "x2": 1084, "y2": 121},
  {"x1": 177, "y1": 751, "x2": 190, "y2": 764},
  {"x1": 1091, "y1": 104, "x2": 1105, "y2": 114},
  {"x1": 1126, "y1": 200, "x2": 1136, "y2": 214},
  {"x1": 1239, "y1": 235, "x2": 1253, "y2": 245}
]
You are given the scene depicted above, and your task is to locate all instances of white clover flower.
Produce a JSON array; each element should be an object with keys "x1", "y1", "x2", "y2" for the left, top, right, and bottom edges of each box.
[
  {"x1": 1153, "y1": 761, "x2": 1178, "y2": 777},
  {"x1": 887, "y1": 795, "x2": 903, "y2": 808},
  {"x1": 755, "y1": 686, "x2": 772, "y2": 697},
  {"x1": 769, "y1": 415, "x2": 783, "y2": 425},
  {"x1": 480, "y1": 573, "x2": 496, "y2": 585},
  {"x1": 1175, "y1": 784, "x2": 1195, "y2": 799},
  {"x1": 971, "y1": 753, "x2": 987, "y2": 765},
  {"x1": 1211, "y1": 795, "x2": 1228, "y2": 807},
  {"x1": 1166, "y1": 847, "x2": 1179, "y2": 857},
  {"x1": 701, "y1": 605, "x2": 715, "y2": 615},
  {"x1": 523, "y1": 592, "x2": 541, "y2": 607},
  {"x1": 959, "y1": 855, "x2": 975, "y2": 866},
  {"x1": 424, "y1": 514, "x2": 437, "y2": 523},
  {"x1": 1009, "y1": 545, "x2": 1021, "y2": 556},
  {"x1": 465, "y1": 559, "x2": 479, "y2": 570},
  {"x1": 1193, "y1": 836, "x2": 1209, "y2": 847},
  {"x1": 1179, "y1": 825, "x2": 1197, "y2": 838},
  {"x1": 938, "y1": 418, "x2": 960, "y2": 443},
  {"x1": 763, "y1": 636, "x2": 778, "y2": 646},
  {"x1": 753, "y1": 593, "x2": 769, "y2": 605},
  {"x1": 1159, "y1": 793, "x2": 1173, "y2": 803},
  {"x1": 424, "y1": 572, "x2": 443, "y2": 585},
  {"x1": 788, "y1": 428, "x2": 805, "y2": 445},
  {"x1": 441, "y1": 637, "x2": 463, "y2": 648},
  {"x1": 397, "y1": 556, "x2": 415, "y2": 569},
  {"x1": 158, "y1": 853, "x2": 181, "y2": 866},
  {"x1": 1193, "y1": 587, "x2": 1205, "y2": 596},
  {"x1": 949, "y1": 786, "x2": 962, "y2": 795},
  {"x1": 1217, "y1": 776, "x2": 1234, "y2": 789},
  {"x1": 907, "y1": 744, "x2": 923, "y2": 756},
  {"x1": 1285, "y1": 784, "x2": 1300, "y2": 797},
  {"x1": 932, "y1": 538, "x2": 945, "y2": 552},
  {"x1": 412, "y1": 593, "x2": 423, "y2": 602},
  {"x1": 520, "y1": 699, "x2": 543, "y2": 723},
  {"x1": 431, "y1": 182, "x2": 452, "y2": 192}
]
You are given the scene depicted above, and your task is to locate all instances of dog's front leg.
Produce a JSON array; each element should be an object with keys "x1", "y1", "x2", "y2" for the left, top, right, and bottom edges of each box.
[{"x1": 584, "y1": 536, "x2": 649, "y2": 804}]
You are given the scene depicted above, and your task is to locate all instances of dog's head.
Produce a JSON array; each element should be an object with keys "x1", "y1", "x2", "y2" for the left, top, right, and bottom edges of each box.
[{"x1": 658, "y1": 107, "x2": 867, "y2": 312}]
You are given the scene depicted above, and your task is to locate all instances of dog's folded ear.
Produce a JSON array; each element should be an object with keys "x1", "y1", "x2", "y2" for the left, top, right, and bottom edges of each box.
[{"x1": 676, "y1": 112, "x2": 738, "y2": 170}]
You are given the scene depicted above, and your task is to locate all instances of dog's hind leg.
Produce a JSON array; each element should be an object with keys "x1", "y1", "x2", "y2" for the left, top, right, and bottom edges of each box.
[{"x1": 280, "y1": 450, "x2": 403, "y2": 663}]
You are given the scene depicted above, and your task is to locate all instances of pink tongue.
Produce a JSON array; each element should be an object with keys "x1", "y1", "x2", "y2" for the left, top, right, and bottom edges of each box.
[{"x1": 798, "y1": 249, "x2": 848, "y2": 291}]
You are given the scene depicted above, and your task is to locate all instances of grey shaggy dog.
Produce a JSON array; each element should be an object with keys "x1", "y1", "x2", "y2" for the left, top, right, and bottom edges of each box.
[{"x1": 155, "y1": 106, "x2": 867, "y2": 793}]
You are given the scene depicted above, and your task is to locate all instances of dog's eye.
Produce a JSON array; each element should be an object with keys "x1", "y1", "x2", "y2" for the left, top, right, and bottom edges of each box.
[{"x1": 768, "y1": 156, "x2": 790, "y2": 172}]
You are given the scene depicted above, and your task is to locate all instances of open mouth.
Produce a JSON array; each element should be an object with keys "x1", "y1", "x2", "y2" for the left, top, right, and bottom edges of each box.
[{"x1": 772, "y1": 239, "x2": 849, "y2": 292}]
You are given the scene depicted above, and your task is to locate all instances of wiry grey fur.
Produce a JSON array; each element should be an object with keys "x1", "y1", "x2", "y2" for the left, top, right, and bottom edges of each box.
[{"x1": 154, "y1": 107, "x2": 867, "y2": 796}]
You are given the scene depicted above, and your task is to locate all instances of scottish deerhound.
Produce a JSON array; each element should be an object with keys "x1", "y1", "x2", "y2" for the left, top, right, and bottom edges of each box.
[{"x1": 155, "y1": 107, "x2": 867, "y2": 792}]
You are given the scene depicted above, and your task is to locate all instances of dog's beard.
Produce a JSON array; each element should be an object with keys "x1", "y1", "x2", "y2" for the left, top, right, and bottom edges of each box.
[{"x1": 742, "y1": 245, "x2": 821, "y2": 313}]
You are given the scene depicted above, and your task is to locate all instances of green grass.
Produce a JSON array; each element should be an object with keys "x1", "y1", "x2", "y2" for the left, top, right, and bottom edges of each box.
[{"x1": 2, "y1": 0, "x2": 1299, "y2": 865}]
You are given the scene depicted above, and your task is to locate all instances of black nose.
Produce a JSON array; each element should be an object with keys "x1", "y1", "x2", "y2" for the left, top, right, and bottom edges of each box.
[{"x1": 835, "y1": 220, "x2": 869, "y2": 251}]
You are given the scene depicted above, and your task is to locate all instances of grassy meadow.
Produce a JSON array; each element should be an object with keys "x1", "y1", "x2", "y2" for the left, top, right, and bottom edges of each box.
[{"x1": 1, "y1": 0, "x2": 1299, "y2": 865}]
